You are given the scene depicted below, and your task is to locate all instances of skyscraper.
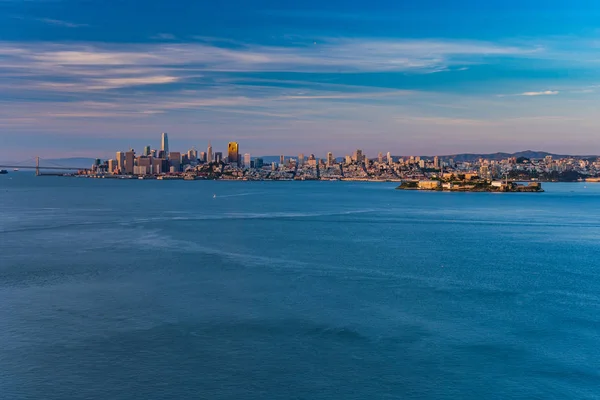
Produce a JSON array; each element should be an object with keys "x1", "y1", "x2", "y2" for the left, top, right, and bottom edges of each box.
[
  {"x1": 215, "y1": 152, "x2": 223, "y2": 163},
  {"x1": 207, "y1": 142, "x2": 213, "y2": 163},
  {"x1": 188, "y1": 148, "x2": 197, "y2": 162},
  {"x1": 143, "y1": 146, "x2": 151, "y2": 156},
  {"x1": 199, "y1": 152, "x2": 206, "y2": 163},
  {"x1": 298, "y1": 154, "x2": 304, "y2": 166},
  {"x1": 353, "y1": 149, "x2": 363, "y2": 163},
  {"x1": 434, "y1": 156, "x2": 440, "y2": 169},
  {"x1": 116, "y1": 151, "x2": 125, "y2": 173},
  {"x1": 387, "y1": 152, "x2": 393, "y2": 165},
  {"x1": 125, "y1": 149, "x2": 135, "y2": 174},
  {"x1": 244, "y1": 153, "x2": 251, "y2": 168},
  {"x1": 161, "y1": 132, "x2": 169, "y2": 158},
  {"x1": 326, "y1": 152, "x2": 334, "y2": 167},
  {"x1": 227, "y1": 142, "x2": 239, "y2": 166},
  {"x1": 169, "y1": 152, "x2": 181, "y2": 172},
  {"x1": 279, "y1": 155, "x2": 285, "y2": 165},
  {"x1": 378, "y1": 152, "x2": 383, "y2": 164}
]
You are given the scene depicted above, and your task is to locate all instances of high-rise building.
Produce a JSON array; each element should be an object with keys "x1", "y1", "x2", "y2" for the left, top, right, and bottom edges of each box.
[
  {"x1": 125, "y1": 149, "x2": 135, "y2": 174},
  {"x1": 116, "y1": 151, "x2": 125, "y2": 173},
  {"x1": 169, "y1": 152, "x2": 181, "y2": 172},
  {"x1": 157, "y1": 150, "x2": 165, "y2": 159},
  {"x1": 188, "y1": 148, "x2": 197, "y2": 162},
  {"x1": 161, "y1": 132, "x2": 169, "y2": 158},
  {"x1": 108, "y1": 159, "x2": 117, "y2": 174},
  {"x1": 434, "y1": 156, "x2": 440, "y2": 169},
  {"x1": 378, "y1": 152, "x2": 383, "y2": 164},
  {"x1": 326, "y1": 152, "x2": 334, "y2": 167},
  {"x1": 143, "y1": 146, "x2": 151, "y2": 156},
  {"x1": 345, "y1": 155, "x2": 352, "y2": 164},
  {"x1": 152, "y1": 158, "x2": 167, "y2": 174},
  {"x1": 199, "y1": 152, "x2": 206, "y2": 163},
  {"x1": 227, "y1": 142, "x2": 239, "y2": 166},
  {"x1": 387, "y1": 152, "x2": 393, "y2": 165},
  {"x1": 279, "y1": 155, "x2": 285, "y2": 165},
  {"x1": 215, "y1": 152, "x2": 223, "y2": 163},
  {"x1": 255, "y1": 158, "x2": 264, "y2": 168},
  {"x1": 244, "y1": 153, "x2": 251, "y2": 168},
  {"x1": 298, "y1": 154, "x2": 304, "y2": 166},
  {"x1": 419, "y1": 159, "x2": 426, "y2": 169},
  {"x1": 353, "y1": 149, "x2": 363, "y2": 163},
  {"x1": 207, "y1": 142, "x2": 213, "y2": 163}
]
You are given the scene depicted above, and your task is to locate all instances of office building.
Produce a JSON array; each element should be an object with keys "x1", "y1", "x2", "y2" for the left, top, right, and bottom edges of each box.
[
  {"x1": 108, "y1": 159, "x2": 116, "y2": 174},
  {"x1": 434, "y1": 156, "x2": 440, "y2": 169},
  {"x1": 378, "y1": 152, "x2": 383, "y2": 164},
  {"x1": 254, "y1": 157, "x2": 264, "y2": 169},
  {"x1": 387, "y1": 152, "x2": 393, "y2": 164},
  {"x1": 279, "y1": 155, "x2": 285, "y2": 165},
  {"x1": 326, "y1": 152, "x2": 334, "y2": 167},
  {"x1": 419, "y1": 159, "x2": 426, "y2": 169},
  {"x1": 199, "y1": 151, "x2": 206, "y2": 163},
  {"x1": 188, "y1": 148, "x2": 197, "y2": 162},
  {"x1": 215, "y1": 152, "x2": 223, "y2": 163},
  {"x1": 152, "y1": 158, "x2": 167, "y2": 174},
  {"x1": 143, "y1": 146, "x2": 151, "y2": 156},
  {"x1": 125, "y1": 150, "x2": 135, "y2": 174},
  {"x1": 161, "y1": 132, "x2": 169, "y2": 158},
  {"x1": 207, "y1": 142, "x2": 213, "y2": 163},
  {"x1": 298, "y1": 153, "x2": 304, "y2": 166},
  {"x1": 353, "y1": 149, "x2": 363, "y2": 163},
  {"x1": 345, "y1": 155, "x2": 352, "y2": 164},
  {"x1": 116, "y1": 151, "x2": 125, "y2": 173},
  {"x1": 169, "y1": 152, "x2": 181, "y2": 172},
  {"x1": 244, "y1": 153, "x2": 251, "y2": 168},
  {"x1": 228, "y1": 142, "x2": 239, "y2": 166}
]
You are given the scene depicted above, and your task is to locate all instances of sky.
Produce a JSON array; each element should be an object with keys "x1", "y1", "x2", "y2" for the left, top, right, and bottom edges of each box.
[{"x1": 2, "y1": 0, "x2": 600, "y2": 160}]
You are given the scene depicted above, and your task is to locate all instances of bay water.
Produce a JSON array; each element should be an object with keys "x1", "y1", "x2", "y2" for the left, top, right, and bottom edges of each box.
[{"x1": 1, "y1": 174, "x2": 599, "y2": 399}]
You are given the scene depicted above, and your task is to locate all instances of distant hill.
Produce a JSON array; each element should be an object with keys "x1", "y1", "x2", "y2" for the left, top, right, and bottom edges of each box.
[{"x1": 435, "y1": 151, "x2": 598, "y2": 162}]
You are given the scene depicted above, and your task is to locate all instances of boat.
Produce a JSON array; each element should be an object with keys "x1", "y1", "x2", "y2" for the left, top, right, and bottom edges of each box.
[
  {"x1": 13, "y1": 168, "x2": 19, "y2": 171},
  {"x1": 0, "y1": 169, "x2": 7, "y2": 174}
]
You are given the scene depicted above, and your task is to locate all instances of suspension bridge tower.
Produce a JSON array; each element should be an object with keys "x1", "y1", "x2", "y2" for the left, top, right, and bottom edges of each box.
[{"x1": 36, "y1": 156, "x2": 40, "y2": 176}]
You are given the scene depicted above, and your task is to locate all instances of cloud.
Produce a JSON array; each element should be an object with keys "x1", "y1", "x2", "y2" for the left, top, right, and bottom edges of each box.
[
  {"x1": 520, "y1": 90, "x2": 559, "y2": 96},
  {"x1": 150, "y1": 33, "x2": 176, "y2": 40},
  {"x1": 38, "y1": 18, "x2": 88, "y2": 28}
]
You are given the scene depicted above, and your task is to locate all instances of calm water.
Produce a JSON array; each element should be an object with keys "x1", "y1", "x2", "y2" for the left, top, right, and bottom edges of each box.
[{"x1": 1, "y1": 174, "x2": 599, "y2": 399}]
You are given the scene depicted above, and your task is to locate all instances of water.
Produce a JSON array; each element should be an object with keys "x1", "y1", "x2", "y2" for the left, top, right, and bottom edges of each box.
[{"x1": 1, "y1": 174, "x2": 599, "y2": 399}]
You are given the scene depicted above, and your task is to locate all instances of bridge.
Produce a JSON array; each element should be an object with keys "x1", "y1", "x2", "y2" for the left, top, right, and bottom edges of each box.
[{"x1": 0, "y1": 157, "x2": 90, "y2": 176}]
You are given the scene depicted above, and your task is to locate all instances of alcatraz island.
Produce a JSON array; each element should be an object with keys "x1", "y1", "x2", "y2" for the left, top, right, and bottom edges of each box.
[{"x1": 397, "y1": 176, "x2": 543, "y2": 192}]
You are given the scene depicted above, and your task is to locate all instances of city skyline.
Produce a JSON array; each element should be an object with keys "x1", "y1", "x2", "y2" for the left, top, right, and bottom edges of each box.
[{"x1": 4, "y1": 1, "x2": 600, "y2": 159}]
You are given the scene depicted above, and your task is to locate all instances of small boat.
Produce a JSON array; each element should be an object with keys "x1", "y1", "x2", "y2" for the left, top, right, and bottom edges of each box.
[
  {"x1": 0, "y1": 169, "x2": 7, "y2": 174},
  {"x1": 13, "y1": 168, "x2": 19, "y2": 171}
]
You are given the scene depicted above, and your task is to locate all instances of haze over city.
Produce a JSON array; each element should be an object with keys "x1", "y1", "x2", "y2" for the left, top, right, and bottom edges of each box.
[{"x1": 3, "y1": 0, "x2": 600, "y2": 159}]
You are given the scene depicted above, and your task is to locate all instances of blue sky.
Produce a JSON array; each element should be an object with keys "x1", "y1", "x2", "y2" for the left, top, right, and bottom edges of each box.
[{"x1": 2, "y1": 0, "x2": 600, "y2": 159}]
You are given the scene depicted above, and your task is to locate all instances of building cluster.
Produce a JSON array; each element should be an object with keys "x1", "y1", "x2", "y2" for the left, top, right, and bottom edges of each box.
[{"x1": 84, "y1": 134, "x2": 600, "y2": 182}]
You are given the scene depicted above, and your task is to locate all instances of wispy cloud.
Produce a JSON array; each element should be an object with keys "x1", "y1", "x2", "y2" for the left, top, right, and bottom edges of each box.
[
  {"x1": 38, "y1": 18, "x2": 88, "y2": 28},
  {"x1": 520, "y1": 90, "x2": 559, "y2": 96},
  {"x1": 150, "y1": 33, "x2": 176, "y2": 40}
]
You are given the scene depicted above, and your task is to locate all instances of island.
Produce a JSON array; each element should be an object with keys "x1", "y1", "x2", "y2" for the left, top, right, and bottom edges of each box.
[{"x1": 397, "y1": 180, "x2": 543, "y2": 192}]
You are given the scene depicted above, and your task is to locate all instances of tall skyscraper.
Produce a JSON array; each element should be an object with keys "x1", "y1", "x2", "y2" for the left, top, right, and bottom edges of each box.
[
  {"x1": 227, "y1": 142, "x2": 239, "y2": 166},
  {"x1": 161, "y1": 132, "x2": 169, "y2": 158},
  {"x1": 143, "y1": 146, "x2": 151, "y2": 156},
  {"x1": 326, "y1": 152, "x2": 334, "y2": 167},
  {"x1": 244, "y1": 153, "x2": 251, "y2": 168},
  {"x1": 199, "y1": 152, "x2": 206, "y2": 163},
  {"x1": 125, "y1": 149, "x2": 135, "y2": 174},
  {"x1": 215, "y1": 152, "x2": 223, "y2": 163},
  {"x1": 188, "y1": 148, "x2": 197, "y2": 162},
  {"x1": 353, "y1": 149, "x2": 363, "y2": 163},
  {"x1": 169, "y1": 152, "x2": 181, "y2": 172},
  {"x1": 387, "y1": 152, "x2": 393, "y2": 165},
  {"x1": 116, "y1": 151, "x2": 125, "y2": 173},
  {"x1": 207, "y1": 142, "x2": 213, "y2": 163},
  {"x1": 298, "y1": 154, "x2": 304, "y2": 166}
]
